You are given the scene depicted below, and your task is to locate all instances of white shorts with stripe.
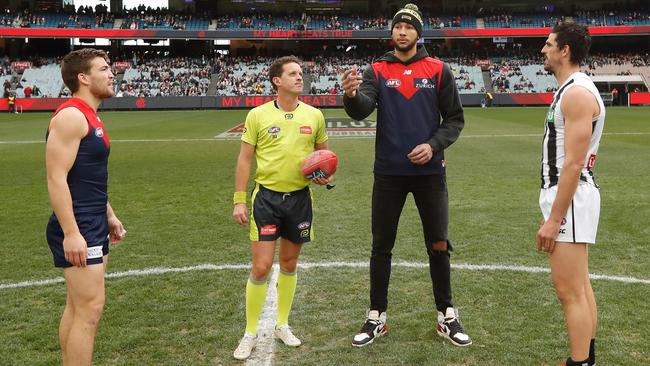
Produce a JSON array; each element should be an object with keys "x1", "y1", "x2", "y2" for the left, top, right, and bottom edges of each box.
[{"x1": 539, "y1": 182, "x2": 601, "y2": 244}]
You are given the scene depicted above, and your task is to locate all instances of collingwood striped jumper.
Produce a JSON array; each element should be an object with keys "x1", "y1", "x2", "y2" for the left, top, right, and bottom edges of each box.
[{"x1": 541, "y1": 72, "x2": 606, "y2": 189}]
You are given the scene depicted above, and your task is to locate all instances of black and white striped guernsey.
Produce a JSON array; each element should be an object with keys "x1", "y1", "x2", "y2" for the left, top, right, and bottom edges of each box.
[{"x1": 540, "y1": 72, "x2": 605, "y2": 189}]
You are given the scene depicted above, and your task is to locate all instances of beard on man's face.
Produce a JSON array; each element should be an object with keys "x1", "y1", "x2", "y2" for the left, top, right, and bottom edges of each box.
[{"x1": 394, "y1": 39, "x2": 417, "y2": 53}]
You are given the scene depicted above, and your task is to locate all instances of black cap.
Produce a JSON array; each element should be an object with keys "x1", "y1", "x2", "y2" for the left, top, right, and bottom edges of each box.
[{"x1": 391, "y1": 3, "x2": 423, "y2": 37}]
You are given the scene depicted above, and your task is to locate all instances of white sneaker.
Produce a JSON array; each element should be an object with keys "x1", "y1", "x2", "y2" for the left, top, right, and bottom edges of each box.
[
  {"x1": 352, "y1": 309, "x2": 388, "y2": 347},
  {"x1": 273, "y1": 325, "x2": 302, "y2": 347},
  {"x1": 233, "y1": 332, "x2": 257, "y2": 360},
  {"x1": 437, "y1": 307, "x2": 472, "y2": 347}
]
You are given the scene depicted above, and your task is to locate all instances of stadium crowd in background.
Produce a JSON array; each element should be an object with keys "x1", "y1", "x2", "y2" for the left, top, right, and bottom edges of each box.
[
  {"x1": 117, "y1": 57, "x2": 212, "y2": 97},
  {"x1": 0, "y1": 6, "x2": 649, "y2": 31},
  {"x1": 0, "y1": 48, "x2": 647, "y2": 98}
]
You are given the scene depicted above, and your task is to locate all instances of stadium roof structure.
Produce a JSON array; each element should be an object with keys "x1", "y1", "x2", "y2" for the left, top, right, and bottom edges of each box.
[{"x1": 1, "y1": 25, "x2": 650, "y2": 40}]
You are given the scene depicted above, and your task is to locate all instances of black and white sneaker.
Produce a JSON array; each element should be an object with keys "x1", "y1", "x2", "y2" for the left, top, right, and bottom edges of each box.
[
  {"x1": 352, "y1": 310, "x2": 388, "y2": 347},
  {"x1": 437, "y1": 307, "x2": 472, "y2": 347}
]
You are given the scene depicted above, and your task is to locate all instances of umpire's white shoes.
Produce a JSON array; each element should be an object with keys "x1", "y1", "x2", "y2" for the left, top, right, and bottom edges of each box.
[
  {"x1": 274, "y1": 325, "x2": 302, "y2": 346},
  {"x1": 233, "y1": 332, "x2": 257, "y2": 360}
]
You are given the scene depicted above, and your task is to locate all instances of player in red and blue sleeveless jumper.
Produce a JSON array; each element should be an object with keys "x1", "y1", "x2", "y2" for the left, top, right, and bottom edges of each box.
[{"x1": 45, "y1": 49, "x2": 126, "y2": 366}]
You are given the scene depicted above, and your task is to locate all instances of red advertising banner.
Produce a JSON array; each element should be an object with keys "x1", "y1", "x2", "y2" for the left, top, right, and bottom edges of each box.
[
  {"x1": 250, "y1": 30, "x2": 354, "y2": 39},
  {"x1": 1, "y1": 25, "x2": 649, "y2": 40},
  {"x1": 218, "y1": 95, "x2": 343, "y2": 108},
  {"x1": 507, "y1": 93, "x2": 554, "y2": 105},
  {"x1": 630, "y1": 92, "x2": 650, "y2": 105},
  {"x1": 0, "y1": 93, "x2": 588, "y2": 111},
  {"x1": 11, "y1": 61, "x2": 32, "y2": 71},
  {"x1": 0, "y1": 97, "x2": 68, "y2": 111}
]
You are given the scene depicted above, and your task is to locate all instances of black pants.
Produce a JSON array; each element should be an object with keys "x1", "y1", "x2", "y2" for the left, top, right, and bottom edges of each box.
[{"x1": 369, "y1": 174, "x2": 453, "y2": 313}]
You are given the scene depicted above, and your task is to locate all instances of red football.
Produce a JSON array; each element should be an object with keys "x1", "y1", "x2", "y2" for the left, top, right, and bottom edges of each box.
[{"x1": 301, "y1": 150, "x2": 338, "y2": 179}]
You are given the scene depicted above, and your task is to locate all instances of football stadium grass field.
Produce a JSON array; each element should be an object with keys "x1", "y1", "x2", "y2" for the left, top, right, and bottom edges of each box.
[{"x1": 1, "y1": 107, "x2": 649, "y2": 365}]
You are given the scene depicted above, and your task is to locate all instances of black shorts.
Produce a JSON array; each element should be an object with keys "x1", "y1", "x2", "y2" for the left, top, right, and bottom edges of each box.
[
  {"x1": 46, "y1": 213, "x2": 109, "y2": 268},
  {"x1": 250, "y1": 184, "x2": 313, "y2": 243}
]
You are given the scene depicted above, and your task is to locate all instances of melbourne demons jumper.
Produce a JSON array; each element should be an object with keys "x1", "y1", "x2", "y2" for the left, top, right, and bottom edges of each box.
[
  {"x1": 540, "y1": 72, "x2": 605, "y2": 244},
  {"x1": 345, "y1": 46, "x2": 464, "y2": 176},
  {"x1": 46, "y1": 98, "x2": 111, "y2": 267}
]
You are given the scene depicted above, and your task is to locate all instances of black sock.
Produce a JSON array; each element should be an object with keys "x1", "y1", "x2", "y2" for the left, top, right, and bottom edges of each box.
[
  {"x1": 589, "y1": 338, "x2": 596, "y2": 365},
  {"x1": 566, "y1": 357, "x2": 590, "y2": 366}
]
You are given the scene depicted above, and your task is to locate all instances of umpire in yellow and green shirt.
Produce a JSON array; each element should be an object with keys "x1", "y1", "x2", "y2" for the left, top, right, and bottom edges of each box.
[{"x1": 231, "y1": 56, "x2": 331, "y2": 360}]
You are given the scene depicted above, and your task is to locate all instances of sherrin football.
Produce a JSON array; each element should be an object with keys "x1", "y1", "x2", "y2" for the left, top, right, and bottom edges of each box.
[{"x1": 301, "y1": 150, "x2": 338, "y2": 180}]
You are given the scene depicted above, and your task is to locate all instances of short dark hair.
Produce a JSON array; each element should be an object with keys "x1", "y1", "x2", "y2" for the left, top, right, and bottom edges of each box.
[
  {"x1": 61, "y1": 48, "x2": 110, "y2": 93},
  {"x1": 268, "y1": 56, "x2": 301, "y2": 91},
  {"x1": 552, "y1": 21, "x2": 591, "y2": 65}
]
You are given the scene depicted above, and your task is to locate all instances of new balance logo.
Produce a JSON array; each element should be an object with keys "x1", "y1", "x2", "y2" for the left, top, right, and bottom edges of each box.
[{"x1": 403, "y1": 70, "x2": 412, "y2": 75}]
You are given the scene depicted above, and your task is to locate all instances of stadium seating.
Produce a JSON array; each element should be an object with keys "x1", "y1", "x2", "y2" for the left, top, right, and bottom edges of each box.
[
  {"x1": 121, "y1": 15, "x2": 208, "y2": 30},
  {"x1": 118, "y1": 58, "x2": 212, "y2": 97},
  {"x1": 17, "y1": 13, "x2": 113, "y2": 29},
  {"x1": 448, "y1": 63, "x2": 485, "y2": 93},
  {"x1": 6, "y1": 52, "x2": 648, "y2": 98},
  {"x1": 17, "y1": 63, "x2": 63, "y2": 98},
  {"x1": 483, "y1": 14, "x2": 565, "y2": 28},
  {"x1": 1, "y1": 9, "x2": 649, "y2": 31}
]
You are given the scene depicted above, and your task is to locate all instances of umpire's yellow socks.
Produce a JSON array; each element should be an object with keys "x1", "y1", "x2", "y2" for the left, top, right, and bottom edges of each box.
[
  {"x1": 245, "y1": 276, "x2": 268, "y2": 335},
  {"x1": 276, "y1": 270, "x2": 297, "y2": 327}
]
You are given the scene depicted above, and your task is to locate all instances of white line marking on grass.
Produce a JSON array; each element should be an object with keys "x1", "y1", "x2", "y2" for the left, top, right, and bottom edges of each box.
[
  {"x1": 246, "y1": 266, "x2": 278, "y2": 366},
  {"x1": 2, "y1": 261, "x2": 650, "y2": 290},
  {"x1": 0, "y1": 140, "x2": 43, "y2": 144},
  {"x1": 1, "y1": 132, "x2": 648, "y2": 145},
  {"x1": 0, "y1": 263, "x2": 249, "y2": 289},
  {"x1": 0, "y1": 277, "x2": 66, "y2": 288}
]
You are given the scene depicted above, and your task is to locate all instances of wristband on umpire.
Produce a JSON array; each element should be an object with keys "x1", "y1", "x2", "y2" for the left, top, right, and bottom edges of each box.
[{"x1": 233, "y1": 191, "x2": 247, "y2": 205}]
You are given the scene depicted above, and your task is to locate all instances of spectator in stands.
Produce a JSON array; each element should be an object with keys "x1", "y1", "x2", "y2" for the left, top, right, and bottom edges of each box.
[
  {"x1": 32, "y1": 84, "x2": 40, "y2": 97},
  {"x1": 611, "y1": 87, "x2": 619, "y2": 105},
  {"x1": 24, "y1": 85, "x2": 32, "y2": 98}
]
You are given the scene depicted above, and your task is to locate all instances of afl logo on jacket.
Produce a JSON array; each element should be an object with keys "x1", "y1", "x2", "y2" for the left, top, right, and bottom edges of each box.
[{"x1": 385, "y1": 79, "x2": 401, "y2": 88}]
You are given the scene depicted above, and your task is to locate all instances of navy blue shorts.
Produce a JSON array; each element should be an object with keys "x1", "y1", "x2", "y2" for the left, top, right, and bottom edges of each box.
[{"x1": 46, "y1": 213, "x2": 110, "y2": 268}]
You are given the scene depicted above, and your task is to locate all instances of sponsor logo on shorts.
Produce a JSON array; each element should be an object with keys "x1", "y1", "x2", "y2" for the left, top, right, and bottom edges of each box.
[
  {"x1": 414, "y1": 78, "x2": 435, "y2": 89},
  {"x1": 297, "y1": 221, "x2": 311, "y2": 230},
  {"x1": 300, "y1": 229, "x2": 310, "y2": 238},
  {"x1": 385, "y1": 79, "x2": 401, "y2": 88},
  {"x1": 587, "y1": 154, "x2": 597, "y2": 169},
  {"x1": 300, "y1": 126, "x2": 312, "y2": 134},
  {"x1": 87, "y1": 246, "x2": 103, "y2": 259},
  {"x1": 260, "y1": 225, "x2": 277, "y2": 236},
  {"x1": 94, "y1": 127, "x2": 104, "y2": 138}
]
